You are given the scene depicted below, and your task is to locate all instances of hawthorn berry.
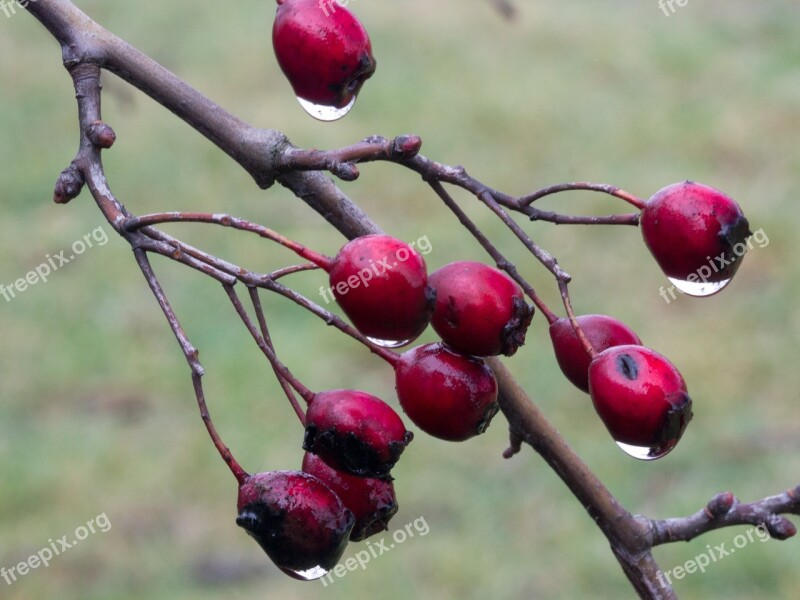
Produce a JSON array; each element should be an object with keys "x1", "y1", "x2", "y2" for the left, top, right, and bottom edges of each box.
[
  {"x1": 640, "y1": 181, "x2": 752, "y2": 296},
  {"x1": 236, "y1": 470, "x2": 354, "y2": 579},
  {"x1": 429, "y1": 261, "x2": 533, "y2": 357},
  {"x1": 588, "y1": 345, "x2": 693, "y2": 460},
  {"x1": 303, "y1": 389, "x2": 413, "y2": 480},
  {"x1": 272, "y1": 0, "x2": 376, "y2": 120},
  {"x1": 302, "y1": 452, "x2": 398, "y2": 541},
  {"x1": 549, "y1": 314, "x2": 642, "y2": 393},
  {"x1": 328, "y1": 235, "x2": 434, "y2": 347},
  {"x1": 395, "y1": 343, "x2": 499, "y2": 441}
]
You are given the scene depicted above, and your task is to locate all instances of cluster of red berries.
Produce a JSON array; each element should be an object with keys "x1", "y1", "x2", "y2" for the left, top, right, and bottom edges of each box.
[
  {"x1": 232, "y1": 181, "x2": 751, "y2": 578},
  {"x1": 250, "y1": 4, "x2": 756, "y2": 575},
  {"x1": 233, "y1": 233, "x2": 536, "y2": 577}
]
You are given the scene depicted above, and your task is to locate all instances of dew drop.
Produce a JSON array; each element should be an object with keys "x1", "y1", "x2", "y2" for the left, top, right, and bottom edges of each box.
[
  {"x1": 280, "y1": 565, "x2": 329, "y2": 581},
  {"x1": 367, "y1": 336, "x2": 412, "y2": 349},
  {"x1": 616, "y1": 441, "x2": 677, "y2": 461},
  {"x1": 668, "y1": 276, "x2": 732, "y2": 298},
  {"x1": 297, "y1": 95, "x2": 356, "y2": 122}
]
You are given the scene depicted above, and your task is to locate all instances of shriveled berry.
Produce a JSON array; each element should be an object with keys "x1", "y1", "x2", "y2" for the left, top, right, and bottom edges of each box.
[
  {"x1": 302, "y1": 452, "x2": 398, "y2": 541},
  {"x1": 236, "y1": 470, "x2": 354, "y2": 579},
  {"x1": 588, "y1": 345, "x2": 693, "y2": 459},
  {"x1": 329, "y1": 235, "x2": 434, "y2": 346},
  {"x1": 395, "y1": 343, "x2": 499, "y2": 441},
  {"x1": 429, "y1": 261, "x2": 533, "y2": 357},
  {"x1": 303, "y1": 389, "x2": 413, "y2": 480},
  {"x1": 549, "y1": 315, "x2": 642, "y2": 393},
  {"x1": 272, "y1": 0, "x2": 376, "y2": 117},
  {"x1": 641, "y1": 181, "x2": 752, "y2": 294}
]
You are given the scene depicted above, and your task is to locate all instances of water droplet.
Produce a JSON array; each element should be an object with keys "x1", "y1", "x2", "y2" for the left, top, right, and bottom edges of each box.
[
  {"x1": 616, "y1": 440, "x2": 677, "y2": 461},
  {"x1": 668, "y1": 276, "x2": 732, "y2": 298},
  {"x1": 367, "y1": 336, "x2": 412, "y2": 349},
  {"x1": 297, "y1": 95, "x2": 356, "y2": 122},
  {"x1": 281, "y1": 565, "x2": 329, "y2": 581}
]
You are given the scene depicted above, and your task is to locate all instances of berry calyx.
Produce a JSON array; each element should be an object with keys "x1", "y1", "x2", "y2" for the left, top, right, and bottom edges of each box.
[
  {"x1": 429, "y1": 261, "x2": 533, "y2": 357},
  {"x1": 549, "y1": 314, "x2": 642, "y2": 393},
  {"x1": 302, "y1": 452, "x2": 398, "y2": 541},
  {"x1": 328, "y1": 235, "x2": 434, "y2": 347},
  {"x1": 588, "y1": 345, "x2": 693, "y2": 460},
  {"x1": 272, "y1": 0, "x2": 376, "y2": 120},
  {"x1": 236, "y1": 470, "x2": 354, "y2": 580},
  {"x1": 303, "y1": 389, "x2": 413, "y2": 480},
  {"x1": 640, "y1": 181, "x2": 752, "y2": 296},
  {"x1": 394, "y1": 343, "x2": 499, "y2": 441}
]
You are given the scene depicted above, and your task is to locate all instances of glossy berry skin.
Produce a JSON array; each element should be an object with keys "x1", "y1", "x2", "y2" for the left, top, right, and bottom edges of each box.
[
  {"x1": 330, "y1": 235, "x2": 434, "y2": 345},
  {"x1": 302, "y1": 452, "x2": 398, "y2": 542},
  {"x1": 272, "y1": 0, "x2": 376, "y2": 109},
  {"x1": 588, "y1": 345, "x2": 693, "y2": 453},
  {"x1": 429, "y1": 261, "x2": 533, "y2": 357},
  {"x1": 395, "y1": 343, "x2": 499, "y2": 441},
  {"x1": 641, "y1": 181, "x2": 751, "y2": 283},
  {"x1": 549, "y1": 315, "x2": 642, "y2": 393},
  {"x1": 304, "y1": 389, "x2": 413, "y2": 480},
  {"x1": 236, "y1": 471, "x2": 354, "y2": 579}
]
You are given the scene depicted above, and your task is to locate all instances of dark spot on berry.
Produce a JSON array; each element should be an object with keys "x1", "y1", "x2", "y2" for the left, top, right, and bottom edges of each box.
[{"x1": 616, "y1": 353, "x2": 639, "y2": 380}]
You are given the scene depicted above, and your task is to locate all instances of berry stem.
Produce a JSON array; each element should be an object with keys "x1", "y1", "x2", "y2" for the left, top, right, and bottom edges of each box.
[
  {"x1": 518, "y1": 182, "x2": 646, "y2": 211},
  {"x1": 125, "y1": 211, "x2": 333, "y2": 270},
  {"x1": 558, "y1": 280, "x2": 597, "y2": 359},
  {"x1": 132, "y1": 248, "x2": 249, "y2": 485},
  {"x1": 427, "y1": 180, "x2": 559, "y2": 323},
  {"x1": 247, "y1": 286, "x2": 308, "y2": 425},
  {"x1": 223, "y1": 283, "x2": 316, "y2": 406},
  {"x1": 259, "y1": 277, "x2": 402, "y2": 366}
]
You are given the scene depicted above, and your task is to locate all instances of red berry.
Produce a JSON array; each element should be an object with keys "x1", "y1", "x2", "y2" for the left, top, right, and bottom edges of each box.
[
  {"x1": 429, "y1": 261, "x2": 533, "y2": 357},
  {"x1": 236, "y1": 470, "x2": 354, "y2": 579},
  {"x1": 329, "y1": 235, "x2": 434, "y2": 346},
  {"x1": 641, "y1": 182, "x2": 752, "y2": 295},
  {"x1": 549, "y1": 315, "x2": 642, "y2": 393},
  {"x1": 395, "y1": 343, "x2": 499, "y2": 441},
  {"x1": 302, "y1": 452, "x2": 398, "y2": 541},
  {"x1": 588, "y1": 345, "x2": 693, "y2": 460},
  {"x1": 272, "y1": 0, "x2": 376, "y2": 118},
  {"x1": 303, "y1": 389, "x2": 413, "y2": 480}
]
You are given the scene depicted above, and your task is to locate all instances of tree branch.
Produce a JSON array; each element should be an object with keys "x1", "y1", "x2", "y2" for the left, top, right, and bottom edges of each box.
[{"x1": 22, "y1": 2, "x2": 798, "y2": 598}]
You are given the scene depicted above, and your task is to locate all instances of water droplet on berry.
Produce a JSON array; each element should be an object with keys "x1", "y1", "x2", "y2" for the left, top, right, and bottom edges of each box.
[
  {"x1": 667, "y1": 276, "x2": 732, "y2": 298},
  {"x1": 297, "y1": 96, "x2": 356, "y2": 122},
  {"x1": 280, "y1": 565, "x2": 329, "y2": 581},
  {"x1": 616, "y1": 441, "x2": 676, "y2": 461},
  {"x1": 367, "y1": 336, "x2": 412, "y2": 349}
]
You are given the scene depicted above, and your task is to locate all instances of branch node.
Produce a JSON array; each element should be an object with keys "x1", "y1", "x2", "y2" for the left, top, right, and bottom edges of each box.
[
  {"x1": 85, "y1": 120, "x2": 117, "y2": 149},
  {"x1": 705, "y1": 491, "x2": 736, "y2": 519},
  {"x1": 53, "y1": 162, "x2": 85, "y2": 204},
  {"x1": 765, "y1": 515, "x2": 797, "y2": 540},
  {"x1": 502, "y1": 428, "x2": 523, "y2": 459},
  {"x1": 391, "y1": 135, "x2": 423, "y2": 158},
  {"x1": 330, "y1": 162, "x2": 360, "y2": 181}
]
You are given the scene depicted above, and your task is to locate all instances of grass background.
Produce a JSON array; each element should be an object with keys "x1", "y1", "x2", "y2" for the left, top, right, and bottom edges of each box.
[{"x1": 1, "y1": 1, "x2": 799, "y2": 599}]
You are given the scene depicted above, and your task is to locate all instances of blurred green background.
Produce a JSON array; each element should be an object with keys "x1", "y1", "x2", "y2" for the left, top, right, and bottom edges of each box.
[{"x1": 2, "y1": 1, "x2": 799, "y2": 599}]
